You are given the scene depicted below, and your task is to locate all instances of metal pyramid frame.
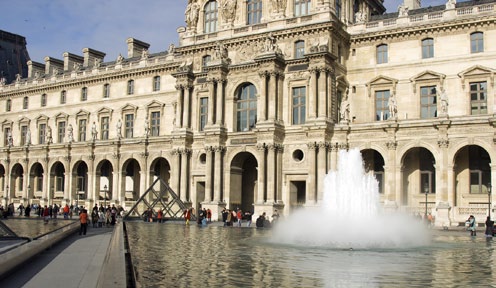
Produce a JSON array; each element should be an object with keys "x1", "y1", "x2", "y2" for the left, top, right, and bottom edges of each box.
[
  {"x1": 123, "y1": 177, "x2": 192, "y2": 221},
  {"x1": 0, "y1": 219, "x2": 19, "y2": 239}
]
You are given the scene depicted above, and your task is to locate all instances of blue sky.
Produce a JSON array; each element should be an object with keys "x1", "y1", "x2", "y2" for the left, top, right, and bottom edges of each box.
[{"x1": 1, "y1": 0, "x2": 446, "y2": 63}]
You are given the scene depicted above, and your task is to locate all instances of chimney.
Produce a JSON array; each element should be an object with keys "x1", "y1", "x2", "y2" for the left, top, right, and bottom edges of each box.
[
  {"x1": 27, "y1": 60, "x2": 45, "y2": 78},
  {"x1": 82, "y1": 48, "x2": 106, "y2": 68},
  {"x1": 126, "y1": 38, "x2": 150, "y2": 58},
  {"x1": 44, "y1": 56, "x2": 64, "y2": 75},
  {"x1": 63, "y1": 52, "x2": 84, "y2": 72}
]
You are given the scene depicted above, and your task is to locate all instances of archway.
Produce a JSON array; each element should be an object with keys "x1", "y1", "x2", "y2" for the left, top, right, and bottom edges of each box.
[
  {"x1": 361, "y1": 149, "x2": 385, "y2": 194},
  {"x1": 10, "y1": 163, "x2": 24, "y2": 199},
  {"x1": 73, "y1": 161, "x2": 89, "y2": 202},
  {"x1": 229, "y1": 152, "x2": 257, "y2": 213},
  {"x1": 401, "y1": 148, "x2": 436, "y2": 211},
  {"x1": 149, "y1": 157, "x2": 171, "y2": 200},
  {"x1": 50, "y1": 162, "x2": 65, "y2": 201},
  {"x1": 96, "y1": 160, "x2": 114, "y2": 203},
  {"x1": 29, "y1": 162, "x2": 44, "y2": 199},
  {"x1": 123, "y1": 159, "x2": 141, "y2": 201},
  {"x1": 0, "y1": 165, "x2": 5, "y2": 198}
]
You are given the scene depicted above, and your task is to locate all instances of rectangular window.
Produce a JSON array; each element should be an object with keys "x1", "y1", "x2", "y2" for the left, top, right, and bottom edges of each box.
[
  {"x1": 153, "y1": 76, "x2": 161, "y2": 92},
  {"x1": 81, "y1": 87, "x2": 88, "y2": 101},
  {"x1": 20, "y1": 125, "x2": 27, "y2": 146},
  {"x1": 470, "y1": 81, "x2": 487, "y2": 115},
  {"x1": 204, "y1": 1, "x2": 218, "y2": 33},
  {"x1": 420, "y1": 86, "x2": 437, "y2": 118},
  {"x1": 39, "y1": 124, "x2": 46, "y2": 144},
  {"x1": 422, "y1": 38, "x2": 434, "y2": 59},
  {"x1": 127, "y1": 80, "x2": 134, "y2": 95},
  {"x1": 100, "y1": 117, "x2": 109, "y2": 140},
  {"x1": 125, "y1": 114, "x2": 134, "y2": 138},
  {"x1": 376, "y1": 44, "x2": 388, "y2": 64},
  {"x1": 60, "y1": 91, "x2": 66, "y2": 104},
  {"x1": 103, "y1": 84, "x2": 110, "y2": 98},
  {"x1": 56, "y1": 176, "x2": 64, "y2": 191},
  {"x1": 41, "y1": 94, "x2": 47, "y2": 107},
  {"x1": 295, "y1": 41, "x2": 305, "y2": 59},
  {"x1": 78, "y1": 119, "x2": 87, "y2": 141},
  {"x1": 292, "y1": 87, "x2": 306, "y2": 125},
  {"x1": 247, "y1": 0, "x2": 263, "y2": 25},
  {"x1": 199, "y1": 97, "x2": 208, "y2": 131},
  {"x1": 4, "y1": 127, "x2": 11, "y2": 146},
  {"x1": 335, "y1": 0, "x2": 342, "y2": 19},
  {"x1": 470, "y1": 32, "x2": 484, "y2": 53},
  {"x1": 375, "y1": 90, "x2": 390, "y2": 120},
  {"x1": 23, "y1": 97, "x2": 29, "y2": 109},
  {"x1": 295, "y1": 0, "x2": 311, "y2": 16},
  {"x1": 6, "y1": 99, "x2": 11, "y2": 112},
  {"x1": 150, "y1": 111, "x2": 160, "y2": 136},
  {"x1": 421, "y1": 172, "x2": 434, "y2": 194},
  {"x1": 58, "y1": 121, "x2": 66, "y2": 143}
]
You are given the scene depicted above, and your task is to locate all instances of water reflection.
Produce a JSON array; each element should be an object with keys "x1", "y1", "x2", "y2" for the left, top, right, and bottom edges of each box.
[
  {"x1": 126, "y1": 222, "x2": 496, "y2": 287},
  {"x1": 2, "y1": 218, "x2": 74, "y2": 239}
]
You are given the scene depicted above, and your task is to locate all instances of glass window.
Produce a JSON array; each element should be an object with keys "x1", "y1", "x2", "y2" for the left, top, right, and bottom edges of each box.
[
  {"x1": 103, "y1": 84, "x2": 110, "y2": 98},
  {"x1": 375, "y1": 90, "x2": 390, "y2": 120},
  {"x1": 39, "y1": 123, "x2": 46, "y2": 144},
  {"x1": 295, "y1": 0, "x2": 311, "y2": 16},
  {"x1": 247, "y1": 0, "x2": 263, "y2": 25},
  {"x1": 20, "y1": 125, "x2": 27, "y2": 146},
  {"x1": 58, "y1": 121, "x2": 66, "y2": 143},
  {"x1": 81, "y1": 87, "x2": 88, "y2": 101},
  {"x1": 420, "y1": 86, "x2": 437, "y2": 118},
  {"x1": 204, "y1": 1, "x2": 218, "y2": 33},
  {"x1": 295, "y1": 41, "x2": 305, "y2": 59},
  {"x1": 470, "y1": 32, "x2": 484, "y2": 53},
  {"x1": 236, "y1": 84, "x2": 257, "y2": 132},
  {"x1": 100, "y1": 117, "x2": 109, "y2": 140},
  {"x1": 376, "y1": 44, "x2": 388, "y2": 64},
  {"x1": 41, "y1": 94, "x2": 47, "y2": 107},
  {"x1": 422, "y1": 38, "x2": 434, "y2": 59},
  {"x1": 6, "y1": 99, "x2": 11, "y2": 112},
  {"x1": 60, "y1": 91, "x2": 66, "y2": 104},
  {"x1": 150, "y1": 111, "x2": 160, "y2": 136},
  {"x1": 4, "y1": 127, "x2": 11, "y2": 146},
  {"x1": 78, "y1": 119, "x2": 87, "y2": 141},
  {"x1": 23, "y1": 97, "x2": 29, "y2": 109},
  {"x1": 127, "y1": 80, "x2": 134, "y2": 95},
  {"x1": 199, "y1": 97, "x2": 208, "y2": 131},
  {"x1": 470, "y1": 81, "x2": 487, "y2": 115},
  {"x1": 125, "y1": 114, "x2": 134, "y2": 138},
  {"x1": 202, "y1": 55, "x2": 211, "y2": 72},
  {"x1": 292, "y1": 87, "x2": 306, "y2": 125},
  {"x1": 153, "y1": 76, "x2": 161, "y2": 92},
  {"x1": 335, "y1": 0, "x2": 342, "y2": 19}
]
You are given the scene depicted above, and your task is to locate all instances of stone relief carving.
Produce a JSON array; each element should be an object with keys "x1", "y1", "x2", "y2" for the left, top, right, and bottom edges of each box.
[
  {"x1": 221, "y1": 0, "x2": 237, "y2": 25},
  {"x1": 185, "y1": 0, "x2": 200, "y2": 30}
]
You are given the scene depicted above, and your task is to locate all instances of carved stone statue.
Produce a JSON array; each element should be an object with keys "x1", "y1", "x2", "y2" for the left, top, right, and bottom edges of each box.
[
  {"x1": 46, "y1": 125, "x2": 53, "y2": 144},
  {"x1": 446, "y1": 0, "x2": 456, "y2": 10},
  {"x1": 355, "y1": 11, "x2": 366, "y2": 23},
  {"x1": 388, "y1": 93, "x2": 397, "y2": 119},
  {"x1": 94, "y1": 58, "x2": 102, "y2": 68},
  {"x1": 116, "y1": 119, "x2": 122, "y2": 139},
  {"x1": 398, "y1": 4, "x2": 409, "y2": 17},
  {"x1": 73, "y1": 62, "x2": 81, "y2": 72},
  {"x1": 0, "y1": 77, "x2": 6, "y2": 86},
  {"x1": 91, "y1": 121, "x2": 98, "y2": 141},
  {"x1": 67, "y1": 124, "x2": 74, "y2": 143},
  {"x1": 213, "y1": 41, "x2": 229, "y2": 61},
  {"x1": 116, "y1": 53, "x2": 124, "y2": 64},
  {"x1": 185, "y1": 0, "x2": 200, "y2": 29},
  {"x1": 263, "y1": 32, "x2": 279, "y2": 53},
  {"x1": 7, "y1": 130, "x2": 13, "y2": 147},
  {"x1": 168, "y1": 43, "x2": 176, "y2": 55},
  {"x1": 221, "y1": 0, "x2": 237, "y2": 24},
  {"x1": 271, "y1": 0, "x2": 287, "y2": 14},
  {"x1": 340, "y1": 95, "x2": 350, "y2": 122},
  {"x1": 144, "y1": 116, "x2": 150, "y2": 137},
  {"x1": 439, "y1": 88, "x2": 449, "y2": 115},
  {"x1": 25, "y1": 128, "x2": 31, "y2": 146},
  {"x1": 15, "y1": 74, "x2": 21, "y2": 83},
  {"x1": 141, "y1": 49, "x2": 149, "y2": 60}
]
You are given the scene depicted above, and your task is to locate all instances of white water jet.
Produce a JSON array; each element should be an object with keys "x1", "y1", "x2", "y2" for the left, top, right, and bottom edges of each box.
[{"x1": 272, "y1": 149, "x2": 430, "y2": 249}]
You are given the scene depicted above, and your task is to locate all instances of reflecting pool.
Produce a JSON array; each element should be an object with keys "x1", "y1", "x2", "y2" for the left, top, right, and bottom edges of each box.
[{"x1": 126, "y1": 222, "x2": 496, "y2": 287}]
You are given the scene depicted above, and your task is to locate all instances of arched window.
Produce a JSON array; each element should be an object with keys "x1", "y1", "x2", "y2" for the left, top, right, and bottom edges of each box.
[
  {"x1": 202, "y1": 55, "x2": 211, "y2": 72},
  {"x1": 127, "y1": 80, "x2": 134, "y2": 95},
  {"x1": 41, "y1": 93, "x2": 47, "y2": 107},
  {"x1": 421, "y1": 38, "x2": 434, "y2": 59},
  {"x1": 153, "y1": 76, "x2": 161, "y2": 91},
  {"x1": 376, "y1": 44, "x2": 388, "y2": 64},
  {"x1": 60, "y1": 90, "x2": 66, "y2": 104},
  {"x1": 204, "y1": 1, "x2": 218, "y2": 33},
  {"x1": 23, "y1": 96, "x2": 29, "y2": 109},
  {"x1": 295, "y1": 40, "x2": 305, "y2": 59},
  {"x1": 81, "y1": 87, "x2": 88, "y2": 101},
  {"x1": 6, "y1": 99, "x2": 11, "y2": 112},
  {"x1": 103, "y1": 84, "x2": 110, "y2": 98},
  {"x1": 236, "y1": 83, "x2": 257, "y2": 132},
  {"x1": 470, "y1": 32, "x2": 484, "y2": 53}
]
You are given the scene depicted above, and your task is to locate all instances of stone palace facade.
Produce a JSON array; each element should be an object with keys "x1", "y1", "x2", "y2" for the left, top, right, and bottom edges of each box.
[{"x1": 1, "y1": 0, "x2": 495, "y2": 225}]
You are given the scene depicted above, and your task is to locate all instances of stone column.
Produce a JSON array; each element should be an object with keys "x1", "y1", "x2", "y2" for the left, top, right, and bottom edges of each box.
[
  {"x1": 318, "y1": 69, "x2": 328, "y2": 119},
  {"x1": 170, "y1": 149, "x2": 181, "y2": 197},
  {"x1": 256, "y1": 144, "x2": 266, "y2": 203},
  {"x1": 308, "y1": 68, "x2": 318, "y2": 119},
  {"x1": 205, "y1": 147, "x2": 213, "y2": 202},
  {"x1": 306, "y1": 142, "x2": 317, "y2": 203},
  {"x1": 183, "y1": 85, "x2": 191, "y2": 128},
  {"x1": 175, "y1": 85, "x2": 184, "y2": 128},
  {"x1": 277, "y1": 73, "x2": 284, "y2": 121},
  {"x1": 275, "y1": 144, "x2": 283, "y2": 203},
  {"x1": 87, "y1": 171, "x2": 95, "y2": 202},
  {"x1": 447, "y1": 165, "x2": 455, "y2": 206},
  {"x1": 330, "y1": 143, "x2": 338, "y2": 171},
  {"x1": 266, "y1": 144, "x2": 276, "y2": 203},
  {"x1": 317, "y1": 142, "x2": 327, "y2": 202},
  {"x1": 112, "y1": 170, "x2": 119, "y2": 201},
  {"x1": 180, "y1": 149, "x2": 190, "y2": 202},
  {"x1": 216, "y1": 80, "x2": 225, "y2": 125},
  {"x1": 258, "y1": 72, "x2": 268, "y2": 122},
  {"x1": 268, "y1": 72, "x2": 277, "y2": 121},
  {"x1": 207, "y1": 80, "x2": 215, "y2": 125},
  {"x1": 213, "y1": 146, "x2": 224, "y2": 202}
]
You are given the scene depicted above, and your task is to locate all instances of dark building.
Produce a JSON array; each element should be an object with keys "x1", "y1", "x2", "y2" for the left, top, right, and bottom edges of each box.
[{"x1": 0, "y1": 30, "x2": 30, "y2": 84}]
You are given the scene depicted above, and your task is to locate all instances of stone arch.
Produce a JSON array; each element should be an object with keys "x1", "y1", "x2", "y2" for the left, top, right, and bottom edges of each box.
[
  {"x1": 122, "y1": 158, "x2": 141, "y2": 201},
  {"x1": 0, "y1": 164, "x2": 5, "y2": 199},
  {"x1": 229, "y1": 151, "x2": 258, "y2": 213},
  {"x1": 29, "y1": 162, "x2": 44, "y2": 199},
  {"x1": 50, "y1": 161, "x2": 65, "y2": 202},
  {"x1": 9, "y1": 163, "x2": 24, "y2": 199},
  {"x1": 360, "y1": 148, "x2": 386, "y2": 194},
  {"x1": 149, "y1": 157, "x2": 172, "y2": 197},
  {"x1": 96, "y1": 159, "x2": 114, "y2": 202},
  {"x1": 73, "y1": 160, "x2": 89, "y2": 201}
]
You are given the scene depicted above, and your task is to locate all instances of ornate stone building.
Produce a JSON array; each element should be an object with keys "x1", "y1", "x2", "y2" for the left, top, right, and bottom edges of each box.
[{"x1": 0, "y1": 0, "x2": 495, "y2": 225}]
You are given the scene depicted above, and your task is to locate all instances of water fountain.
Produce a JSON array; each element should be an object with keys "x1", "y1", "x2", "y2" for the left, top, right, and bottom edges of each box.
[{"x1": 272, "y1": 148, "x2": 430, "y2": 249}]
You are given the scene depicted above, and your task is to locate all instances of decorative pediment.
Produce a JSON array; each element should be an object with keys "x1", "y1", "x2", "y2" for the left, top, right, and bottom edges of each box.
[
  {"x1": 98, "y1": 107, "x2": 113, "y2": 115},
  {"x1": 17, "y1": 116, "x2": 31, "y2": 126},
  {"x1": 55, "y1": 112, "x2": 69, "y2": 121},
  {"x1": 75, "y1": 109, "x2": 90, "y2": 120},
  {"x1": 410, "y1": 70, "x2": 446, "y2": 93},
  {"x1": 35, "y1": 114, "x2": 50, "y2": 124},
  {"x1": 458, "y1": 65, "x2": 495, "y2": 89},
  {"x1": 121, "y1": 103, "x2": 138, "y2": 115},
  {"x1": 146, "y1": 100, "x2": 165, "y2": 110},
  {"x1": 366, "y1": 75, "x2": 398, "y2": 97},
  {"x1": 1, "y1": 119, "x2": 13, "y2": 129}
]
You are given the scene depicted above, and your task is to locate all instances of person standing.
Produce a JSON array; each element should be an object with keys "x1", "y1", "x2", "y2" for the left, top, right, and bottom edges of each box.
[
  {"x1": 237, "y1": 209, "x2": 243, "y2": 227},
  {"x1": 79, "y1": 209, "x2": 88, "y2": 235},
  {"x1": 467, "y1": 215, "x2": 477, "y2": 236},
  {"x1": 244, "y1": 211, "x2": 252, "y2": 227},
  {"x1": 485, "y1": 216, "x2": 494, "y2": 237},
  {"x1": 157, "y1": 209, "x2": 163, "y2": 223}
]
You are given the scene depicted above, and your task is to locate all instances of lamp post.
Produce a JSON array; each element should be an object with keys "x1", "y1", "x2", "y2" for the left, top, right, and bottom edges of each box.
[
  {"x1": 424, "y1": 183, "x2": 429, "y2": 217},
  {"x1": 104, "y1": 185, "x2": 108, "y2": 209},
  {"x1": 488, "y1": 183, "x2": 492, "y2": 219}
]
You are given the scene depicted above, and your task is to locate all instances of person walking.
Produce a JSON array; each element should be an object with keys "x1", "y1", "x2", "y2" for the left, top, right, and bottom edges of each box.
[
  {"x1": 79, "y1": 209, "x2": 88, "y2": 235},
  {"x1": 245, "y1": 211, "x2": 252, "y2": 227},
  {"x1": 485, "y1": 216, "x2": 494, "y2": 237},
  {"x1": 237, "y1": 209, "x2": 243, "y2": 227},
  {"x1": 467, "y1": 215, "x2": 477, "y2": 236}
]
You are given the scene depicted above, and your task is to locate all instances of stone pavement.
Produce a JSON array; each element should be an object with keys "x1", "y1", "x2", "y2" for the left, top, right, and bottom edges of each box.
[{"x1": 1, "y1": 225, "x2": 114, "y2": 288}]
